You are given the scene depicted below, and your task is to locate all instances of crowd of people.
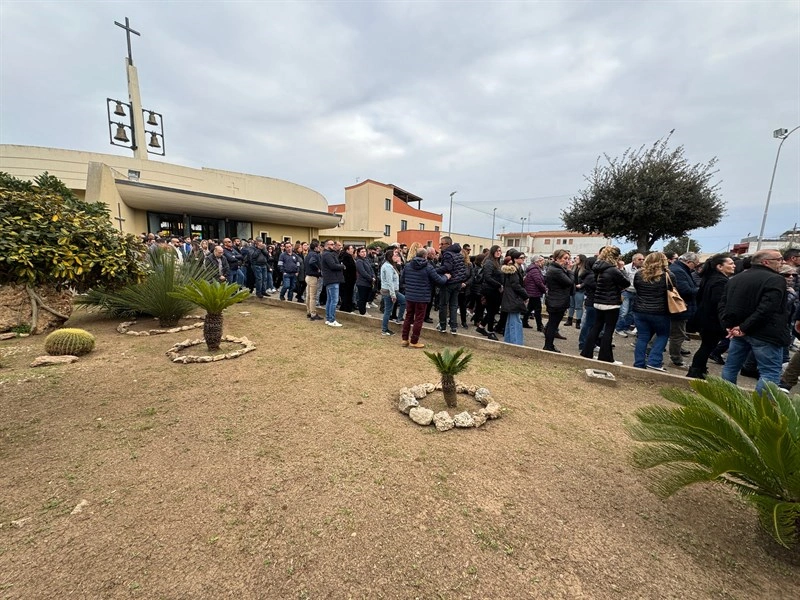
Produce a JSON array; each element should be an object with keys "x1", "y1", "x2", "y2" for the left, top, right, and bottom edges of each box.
[{"x1": 140, "y1": 232, "x2": 800, "y2": 394}]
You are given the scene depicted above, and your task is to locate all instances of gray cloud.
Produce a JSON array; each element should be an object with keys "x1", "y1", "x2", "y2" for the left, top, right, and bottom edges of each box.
[{"x1": 1, "y1": 1, "x2": 798, "y2": 252}]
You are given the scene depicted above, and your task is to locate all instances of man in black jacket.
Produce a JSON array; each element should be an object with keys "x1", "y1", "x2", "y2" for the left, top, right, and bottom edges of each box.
[{"x1": 720, "y1": 249, "x2": 789, "y2": 394}]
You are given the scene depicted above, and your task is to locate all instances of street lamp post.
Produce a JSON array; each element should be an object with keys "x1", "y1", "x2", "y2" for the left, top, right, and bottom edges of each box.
[
  {"x1": 491, "y1": 208, "x2": 497, "y2": 243},
  {"x1": 448, "y1": 191, "x2": 457, "y2": 235},
  {"x1": 757, "y1": 126, "x2": 800, "y2": 251},
  {"x1": 520, "y1": 217, "x2": 527, "y2": 252}
]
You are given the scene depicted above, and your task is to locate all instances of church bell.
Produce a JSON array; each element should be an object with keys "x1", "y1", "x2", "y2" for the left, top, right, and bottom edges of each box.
[
  {"x1": 113, "y1": 124, "x2": 130, "y2": 143},
  {"x1": 148, "y1": 132, "x2": 161, "y2": 149}
]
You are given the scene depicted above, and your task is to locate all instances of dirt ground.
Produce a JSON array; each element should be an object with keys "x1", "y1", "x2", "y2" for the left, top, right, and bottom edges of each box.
[{"x1": 1, "y1": 297, "x2": 797, "y2": 599}]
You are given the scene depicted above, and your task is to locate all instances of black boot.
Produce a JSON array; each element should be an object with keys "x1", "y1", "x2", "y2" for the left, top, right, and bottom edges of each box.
[
  {"x1": 686, "y1": 367, "x2": 706, "y2": 379},
  {"x1": 565, "y1": 317, "x2": 573, "y2": 327},
  {"x1": 575, "y1": 319, "x2": 581, "y2": 329}
]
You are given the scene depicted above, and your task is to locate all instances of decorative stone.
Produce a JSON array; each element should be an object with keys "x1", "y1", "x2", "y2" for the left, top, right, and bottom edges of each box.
[
  {"x1": 483, "y1": 401, "x2": 502, "y2": 419},
  {"x1": 30, "y1": 355, "x2": 78, "y2": 367},
  {"x1": 453, "y1": 411, "x2": 475, "y2": 428},
  {"x1": 71, "y1": 499, "x2": 89, "y2": 515},
  {"x1": 474, "y1": 388, "x2": 492, "y2": 405},
  {"x1": 409, "y1": 406, "x2": 434, "y2": 426},
  {"x1": 165, "y1": 336, "x2": 256, "y2": 363},
  {"x1": 398, "y1": 396, "x2": 419, "y2": 414},
  {"x1": 409, "y1": 384, "x2": 428, "y2": 399},
  {"x1": 0, "y1": 332, "x2": 18, "y2": 340},
  {"x1": 433, "y1": 411, "x2": 455, "y2": 431},
  {"x1": 471, "y1": 412, "x2": 488, "y2": 428},
  {"x1": 396, "y1": 383, "x2": 500, "y2": 431}
]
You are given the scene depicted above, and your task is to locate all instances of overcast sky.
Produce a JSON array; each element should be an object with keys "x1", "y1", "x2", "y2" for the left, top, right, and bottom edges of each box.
[{"x1": 1, "y1": 1, "x2": 798, "y2": 252}]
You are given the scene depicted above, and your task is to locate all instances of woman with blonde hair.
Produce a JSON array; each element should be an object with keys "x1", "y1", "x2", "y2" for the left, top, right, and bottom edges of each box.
[
  {"x1": 580, "y1": 246, "x2": 629, "y2": 363},
  {"x1": 631, "y1": 252, "x2": 671, "y2": 371},
  {"x1": 406, "y1": 242, "x2": 421, "y2": 263}
]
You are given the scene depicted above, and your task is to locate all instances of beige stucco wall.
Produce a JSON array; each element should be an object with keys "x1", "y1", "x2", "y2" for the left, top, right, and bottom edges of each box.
[
  {"x1": 0, "y1": 144, "x2": 329, "y2": 211},
  {"x1": 342, "y1": 180, "x2": 443, "y2": 244}
]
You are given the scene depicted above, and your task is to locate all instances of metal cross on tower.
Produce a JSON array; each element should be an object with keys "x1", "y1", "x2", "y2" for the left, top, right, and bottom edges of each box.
[{"x1": 114, "y1": 17, "x2": 140, "y2": 66}]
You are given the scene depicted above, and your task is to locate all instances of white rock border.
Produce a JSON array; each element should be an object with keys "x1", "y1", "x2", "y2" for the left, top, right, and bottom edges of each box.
[
  {"x1": 117, "y1": 316, "x2": 205, "y2": 337},
  {"x1": 398, "y1": 383, "x2": 502, "y2": 431},
  {"x1": 166, "y1": 335, "x2": 256, "y2": 364}
]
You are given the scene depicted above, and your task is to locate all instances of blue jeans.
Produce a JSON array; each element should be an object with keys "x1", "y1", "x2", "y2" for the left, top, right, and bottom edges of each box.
[
  {"x1": 504, "y1": 312, "x2": 523, "y2": 345},
  {"x1": 569, "y1": 291, "x2": 585, "y2": 321},
  {"x1": 722, "y1": 335, "x2": 783, "y2": 395},
  {"x1": 615, "y1": 290, "x2": 635, "y2": 332},
  {"x1": 265, "y1": 270, "x2": 274, "y2": 291},
  {"x1": 578, "y1": 305, "x2": 596, "y2": 351},
  {"x1": 253, "y1": 265, "x2": 267, "y2": 297},
  {"x1": 438, "y1": 284, "x2": 460, "y2": 330},
  {"x1": 632, "y1": 312, "x2": 671, "y2": 368},
  {"x1": 382, "y1": 291, "x2": 406, "y2": 331},
  {"x1": 325, "y1": 283, "x2": 340, "y2": 322},
  {"x1": 281, "y1": 273, "x2": 297, "y2": 300}
]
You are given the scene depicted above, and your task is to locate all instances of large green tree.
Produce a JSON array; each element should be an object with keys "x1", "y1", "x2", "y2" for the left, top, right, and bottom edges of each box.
[
  {"x1": 0, "y1": 171, "x2": 145, "y2": 332},
  {"x1": 561, "y1": 133, "x2": 724, "y2": 253},
  {"x1": 662, "y1": 236, "x2": 701, "y2": 257}
]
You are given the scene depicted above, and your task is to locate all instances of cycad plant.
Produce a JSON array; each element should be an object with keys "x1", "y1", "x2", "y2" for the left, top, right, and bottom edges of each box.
[
  {"x1": 626, "y1": 376, "x2": 800, "y2": 549},
  {"x1": 75, "y1": 250, "x2": 215, "y2": 327},
  {"x1": 424, "y1": 347, "x2": 473, "y2": 408},
  {"x1": 168, "y1": 279, "x2": 249, "y2": 350}
]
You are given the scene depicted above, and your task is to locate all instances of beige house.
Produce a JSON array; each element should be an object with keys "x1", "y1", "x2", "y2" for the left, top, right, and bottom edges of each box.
[
  {"x1": 0, "y1": 144, "x2": 339, "y2": 244},
  {"x1": 318, "y1": 178, "x2": 496, "y2": 252},
  {"x1": 500, "y1": 230, "x2": 610, "y2": 257}
]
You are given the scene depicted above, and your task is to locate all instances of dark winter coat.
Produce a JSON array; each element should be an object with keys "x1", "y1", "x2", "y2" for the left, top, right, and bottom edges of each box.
[
  {"x1": 632, "y1": 271, "x2": 669, "y2": 315},
  {"x1": 524, "y1": 264, "x2": 547, "y2": 298},
  {"x1": 222, "y1": 246, "x2": 242, "y2": 271},
  {"x1": 719, "y1": 264, "x2": 789, "y2": 347},
  {"x1": 437, "y1": 243, "x2": 468, "y2": 284},
  {"x1": 341, "y1": 251, "x2": 357, "y2": 286},
  {"x1": 592, "y1": 260, "x2": 629, "y2": 306},
  {"x1": 320, "y1": 249, "x2": 345, "y2": 286},
  {"x1": 692, "y1": 271, "x2": 728, "y2": 335},
  {"x1": 249, "y1": 246, "x2": 270, "y2": 267},
  {"x1": 545, "y1": 263, "x2": 573, "y2": 310},
  {"x1": 278, "y1": 251, "x2": 300, "y2": 275},
  {"x1": 580, "y1": 260, "x2": 597, "y2": 307},
  {"x1": 402, "y1": 256, "x2": 448, "y2": 303},
  {"x1": 205, "y1": 253, "x2": 230, "y2": 281},
  {"x1": 501, "y1": 264, "x2": 529, "y2": 313},
  {"x1": 355, "y1": 257, "x2": 375, "y2": 287},
  {"x1": 304, "y1": 251, "x2": 321, "y2": 278},
  {"x1": 668, "y1": 260, "x2": 699, "y2": 320},
  {"x1": 480, "y1": 259, "x2": 503, "y2": 296}
]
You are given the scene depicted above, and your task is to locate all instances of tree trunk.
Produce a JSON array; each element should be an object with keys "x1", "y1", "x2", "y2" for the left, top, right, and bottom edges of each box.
[
  {"x1": 204, "y1": 312, "x2": 223, "y2": 351},
  {"x1": 159, "y1": 315, "x2": 181, "y2": 328},
  {"x1": 442, "y1": 375, "x2": 457, "y2": 408},
  {"x1": 636, "y1": 231, "x2": 650, "y2": 255}
]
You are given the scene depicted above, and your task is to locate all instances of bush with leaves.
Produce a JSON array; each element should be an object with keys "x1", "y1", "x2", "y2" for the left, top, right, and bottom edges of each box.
[
  {"x1": 0, "y1": 171, "x2": 145, "y2": 291},
  {"x1": 627, "y1": 376, "x2": 800, "y2": 549},
  {"x1": 424, "y1": 347, "x2": 473, "y2": 408},
  {"x1": 75, "y1": 250, "x2": 217, "y2": 327},
  {"x1": 169, "y1": 279, "x2": 249, "y2": 350}
]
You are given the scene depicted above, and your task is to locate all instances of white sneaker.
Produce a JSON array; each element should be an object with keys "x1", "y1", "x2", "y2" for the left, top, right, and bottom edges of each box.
[
  {"x1": 612, "y1": 360, "x2": 623, "y2": 366},
  {"x1": 614, "y1": 330, "x2": 628, "y2": 338},
  {"x1": 330, "y1": 320, "x2": 343, "y2": 327}
]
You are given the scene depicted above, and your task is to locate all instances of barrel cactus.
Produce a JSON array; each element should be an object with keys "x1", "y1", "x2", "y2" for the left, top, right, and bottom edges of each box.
[{"x1": 44, "y1": 328, "x2": 96, "y2": 356}]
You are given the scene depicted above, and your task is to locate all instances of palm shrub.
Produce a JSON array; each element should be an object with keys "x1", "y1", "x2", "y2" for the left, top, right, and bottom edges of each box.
[
  {"x1": 626, "y1": 376, "x2": 800, "y2": 549},
  {"x1": 423, "y1": 347, "x2": 473, "y2": 408},
  {"x1": 168, "y1": 279, "x2": 249, "y2": 350},
  {"x1": 75, "y1": 250, "x2": 215, "y2": 327}
]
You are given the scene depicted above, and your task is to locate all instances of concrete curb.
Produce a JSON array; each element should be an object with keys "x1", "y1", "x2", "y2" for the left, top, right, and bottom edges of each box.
[{"x1": 254, "y1": 295, "x2": 699, "y2": 391}]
